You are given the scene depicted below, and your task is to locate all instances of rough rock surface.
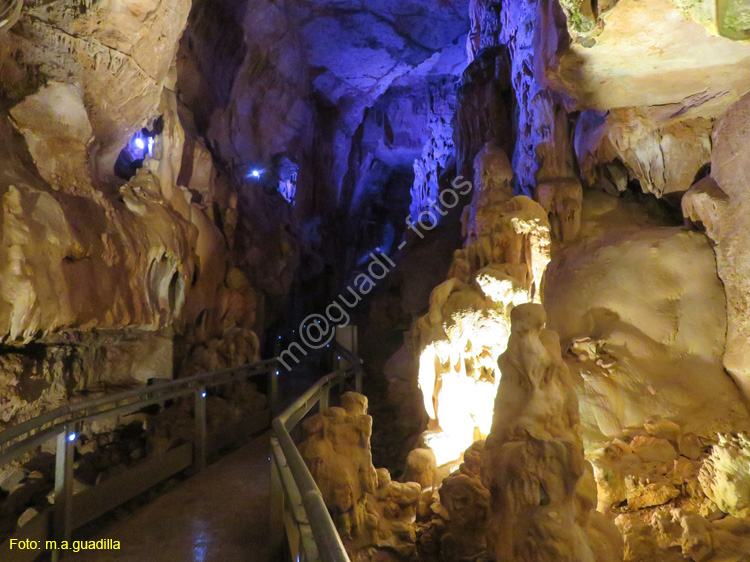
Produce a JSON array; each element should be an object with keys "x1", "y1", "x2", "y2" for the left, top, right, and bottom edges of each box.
[
  {"x1": 605, "y1": 427, "x2": 750, "y2": 562},
  {"x1": 0, "y1": 1, "x2": 263, "y2": 431},
  {"x1": 416, "y1": 440, "x2": 491, "y2": 562},
  {"x1": 550, "y1": 0, "x2": 750, "y2": 119},
  {"x1": 544, "y1": 191, "x2": 749, "y2": 447},
  {"x1": 575, "y1": 110, "x2": 713, "y2": 199},
  {"x1": 0, "y1": 112, "x2": 195, "y2": 343},
  {"x1": 410, "y1": 80, "x2": 459, "y2": 224},
  {"x1": 616, "y1": 506, "x2": 750, "y2": 562},
  {"x1": 290, "y1": 0, "x2": 470, "y2": 133},
  {"x1": 689, "y1": 92, "x2": 750, "y2": 400},
  {"x1": 0, "y1": 0, "x2": 192, "y2": 181},
  {"x1": 699, "y1": 433, "x2": 750, "y2": 518},
  {"x1": 452, "y1": 47, "x2": 515, "y2": 180},
  {"x1": 177, "y1": 0, "x2": 312, "y2": 171}
]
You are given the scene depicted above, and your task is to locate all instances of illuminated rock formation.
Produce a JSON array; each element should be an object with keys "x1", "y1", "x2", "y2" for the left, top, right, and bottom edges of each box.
[
  {"x1": 0, "y1": 113, "x2": 197, "y2": 343},
  {"x1": 436, "y1": 472, "x2": 490, "y2": 561},
  {"x1": 699, "y1": 433, "x2": 750, "y2": 518},
  {"x1": 480, "y1": 302, "x2": 623, "y2": 562},
  {"x1": 0, "y1": 15, "x2": 255, "y2": 428},
  {"x1": 534, "y1": 94, "x2": 583, "y2": 243},
  {"x1": 536, "y1": 177, "x2": 582, "y2": 242},
  {"x1": 5, "y1": 0, "x2": 750, "y2": 557},
  {"x1": 453, "y1": 48, "x2": 515, "y2": 179},
  {"x1": 401, "y1": 448, "x2": 438, "y2": 492},
  {"x1": 299, "y1": 397, "x2": 378, "y2": 543},
  {"x1": 682, "y1": 93, "x2": 750, "y2": 401},
  {"x1": 574, "y1": 110, "x2": 713, "y2": 200},
  {"x1": 412, "y1": 143, "x2": 551, "y2": 466},
  {"x1": 539, "y1": 184, "x2": 750, "y2": 561}
]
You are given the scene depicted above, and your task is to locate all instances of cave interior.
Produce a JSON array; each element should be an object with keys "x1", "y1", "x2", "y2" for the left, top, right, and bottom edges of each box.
[{"x1": 1, "y1": 0, "x2": 750, "y2": 560}]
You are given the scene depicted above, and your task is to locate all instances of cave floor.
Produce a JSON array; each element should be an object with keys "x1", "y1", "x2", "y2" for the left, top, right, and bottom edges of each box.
[{"x1": 64, "y1": 432, "x2": 272, "y2": 562}]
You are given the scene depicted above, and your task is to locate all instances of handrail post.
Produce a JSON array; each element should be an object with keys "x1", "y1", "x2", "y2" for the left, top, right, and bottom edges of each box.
[
  {"x1": 52, "y1": 424, "x2": 75, "y2": 561},
  {"x1": 269, "y1": 366, "x2": 279, "y2": 419},
  {"x1": 194, "y1": 386, "x2": 207, "y2": 471},
  {"x1": 355, "y1": 367, "x2": 362, "y2": 394},
  {"x1": 269, "y1": 440, "x2": 284, "y2": 562}
]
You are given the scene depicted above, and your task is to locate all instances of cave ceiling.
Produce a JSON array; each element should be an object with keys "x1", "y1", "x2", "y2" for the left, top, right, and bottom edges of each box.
[{"x1": 290, "y1": 0, "x2": 470, "y2": 121}]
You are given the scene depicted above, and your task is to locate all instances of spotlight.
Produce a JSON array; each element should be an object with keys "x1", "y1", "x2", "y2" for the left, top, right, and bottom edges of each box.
[
  {"x1": 201, "y1": 391, "x2": 207, "y2": 398},
  {"x1": 67, "y1": 433, "x2": 77, "y2": 442},
  {"x1": 248, "y1": 169, "x2": 262, "y2": 179},
  {"x1": 134, "y1": 137, "x2": 145, "y2": 150}
]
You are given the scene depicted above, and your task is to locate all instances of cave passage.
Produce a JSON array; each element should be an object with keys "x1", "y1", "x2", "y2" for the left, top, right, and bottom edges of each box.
[{"x1": 1, "y1": 0, "x2": 750, "y2": 561}]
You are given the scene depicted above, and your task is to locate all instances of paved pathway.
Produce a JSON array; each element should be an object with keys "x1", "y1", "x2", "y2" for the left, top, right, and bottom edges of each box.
[
  {"x1": 61, "y1": 365, "x2": 323, "y2": 562},
  {"x1": 65, "y1": 434, "x2": 272, "y2": 562}
]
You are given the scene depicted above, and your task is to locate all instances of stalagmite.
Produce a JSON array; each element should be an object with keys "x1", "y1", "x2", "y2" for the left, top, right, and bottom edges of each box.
[{"x1": 481, "y1": 302, "x2": 623, "y2": 562}]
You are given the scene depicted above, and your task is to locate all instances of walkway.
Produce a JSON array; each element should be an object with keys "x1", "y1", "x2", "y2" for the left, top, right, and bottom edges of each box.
[
  {"x1": 61, "y1": 365, "x2": 323, "y2": 562},
  {"x1": 65, "y1": 433, "x2": 272, "y2": 562}
]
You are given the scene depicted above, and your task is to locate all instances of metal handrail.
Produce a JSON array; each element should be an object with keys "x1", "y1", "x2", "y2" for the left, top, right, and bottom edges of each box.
[
  {"x1": 0, "y1": 0, "x2": 22, "y2": 31},
  {"x1": 0, "y1": 358, "x2": 278, "y2": 465},
  {"x1": 271, "y1": 336, "x2": 363, "y2": 562},
  {"x1": 331, "y1": 340, "x2": 362, "y2": 367}
]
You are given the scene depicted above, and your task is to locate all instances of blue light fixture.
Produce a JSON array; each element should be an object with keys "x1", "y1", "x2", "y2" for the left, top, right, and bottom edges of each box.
[
  {"x1": 134, "y1": 137, "x2": 145, "y2": 150},
  {"x1": 67, "y1": 433, "x2": 76, "y2": 442}
]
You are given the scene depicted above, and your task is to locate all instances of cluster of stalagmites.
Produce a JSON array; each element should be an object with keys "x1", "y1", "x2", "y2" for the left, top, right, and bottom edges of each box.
[
  {"x1": 298, "y1": 393, "x2": 426, "y2": 561},
  {"x1": 304, "y1": 134, "x2": 750, "y2": 561},
  {"x1": 302, "y1": 303, "x2": 623, "y2": 562}
]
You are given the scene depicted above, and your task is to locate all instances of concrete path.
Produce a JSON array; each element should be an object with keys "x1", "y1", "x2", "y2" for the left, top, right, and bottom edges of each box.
[
  {"x1": 65, "y1": 433, "x2": 272, "y2": 562},
  {"x1": 61, "y1": 365, "x2": 324, "y2": 562}
]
